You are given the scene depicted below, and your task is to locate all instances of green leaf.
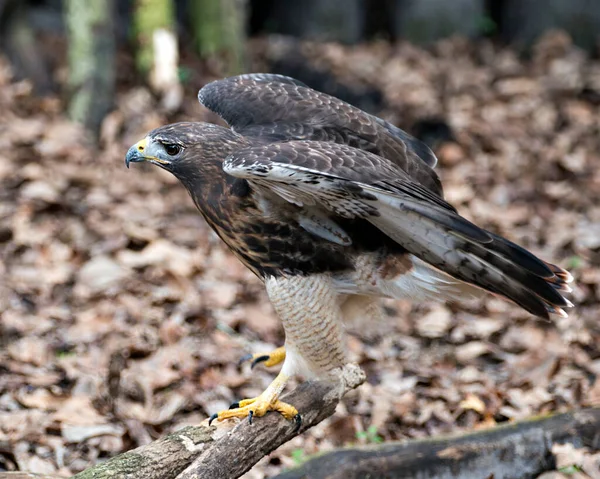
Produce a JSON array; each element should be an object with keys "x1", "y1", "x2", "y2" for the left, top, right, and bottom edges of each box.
[
  {"x1": 356, "y1": 426, "x2": 384, "y2": 444},
  {"x1": 478, "y1": 15, "x2": 497, "y2": 35},
  {"x1": 566, "y1": 255, "x2": 583, "y2": 269},
  {"x1": 558, "y1": 464, "x2": 583, "y2": 474},
  {"x1": 558, "y1": 464, "x2": 583, "y2": 475},
  {"x1": 291, "y1": 448, "x2": 307, "y2": 466}
]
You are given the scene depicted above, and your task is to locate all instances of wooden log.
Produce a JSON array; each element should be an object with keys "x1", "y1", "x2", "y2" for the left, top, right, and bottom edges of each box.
[
  {"x1": 174, "y1": 370, "x2": 363, "y2": 479},
  {"x1": 0, "y1": 474, "x2": 64, "y2": 479},
  {"x1": 274, "y1": 408, "x2": 600, "y2": 479},
  {"x1": 2, "y1": 365, "x2": 363, "y2": 479},
  {"x1": 2, "y1": 405, "x2": 597, "y2": 479},
  {"x1": 0, "y1": 471, "x2": 65, "y2": 479}
]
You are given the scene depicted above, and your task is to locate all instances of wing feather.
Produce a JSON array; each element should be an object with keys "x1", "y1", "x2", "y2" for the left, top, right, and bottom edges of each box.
[
  {"x1": 223, "y1": 140, "x2": 571, "y2": 319},
  {"x1": 228, "y1": 73, "x2": 309, "y2": 88},
  {"x1": 198, "y1": 75, "x2": 441, "y2": 193}
]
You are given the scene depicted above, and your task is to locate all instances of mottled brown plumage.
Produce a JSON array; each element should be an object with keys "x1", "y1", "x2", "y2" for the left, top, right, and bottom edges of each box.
[
  {"x1": 199, "y1": 74, "x2": 441, "y2": 192},
  {"x1": 134, "y1": 121, "x2": 409, "y2": 280},
  {"x1": 125, "y1": 73, "x2": 573, "y2": 425}
]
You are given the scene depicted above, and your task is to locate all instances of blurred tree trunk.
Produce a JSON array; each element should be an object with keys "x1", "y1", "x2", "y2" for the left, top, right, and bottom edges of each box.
[
  {"x1": 266, "y1": 0, "x2": 364, "y2": 44},
  {"x1": 133, "y1": 0, "x2": 182, "y2": 111},
  {"x1": 501, "y1": 0, "x2": 600, "y2": 51},
  {"x1": 64, "y1": 0, "x2": 115, "y2": 135},
  {"x1": 189, "y1": 0, "x2": 247, "y2": 76},
  {"x1": 392, "y1": 0, "x2": 486, "y2": 44},
  {"x1": 0, "y1": 0, "x2": 54, "y2": 94}
]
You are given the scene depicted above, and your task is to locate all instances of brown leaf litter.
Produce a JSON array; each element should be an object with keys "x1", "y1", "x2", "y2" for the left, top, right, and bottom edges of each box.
[{"x1": 1, "y1": 31, "x2": 599, "y2": 477}]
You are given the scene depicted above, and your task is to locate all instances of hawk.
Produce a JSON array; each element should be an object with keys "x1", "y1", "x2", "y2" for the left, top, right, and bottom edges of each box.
[{"x1": 125, "y1": 74, "x2": 573, "y2": 426}]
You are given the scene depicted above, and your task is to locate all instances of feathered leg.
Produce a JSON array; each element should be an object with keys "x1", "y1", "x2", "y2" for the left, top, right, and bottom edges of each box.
[
  {"x1": 269, "y1": 275, "x2": 348, "y2": 375},
  {"x1": 210, "y1": 274, "x2": 347, "y2": 425}
]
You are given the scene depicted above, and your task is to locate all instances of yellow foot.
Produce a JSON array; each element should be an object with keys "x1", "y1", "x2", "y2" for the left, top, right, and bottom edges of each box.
[
  {"x1": 208, "y1": 372, "x2": 300, "y2": 429},
  {"x1": 239, "y1": 346, "x2": 286, "y2": 369}
]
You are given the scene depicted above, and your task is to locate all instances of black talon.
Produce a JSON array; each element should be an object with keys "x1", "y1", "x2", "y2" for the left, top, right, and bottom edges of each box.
[
  {"x1": 293, "y1": 413, "x2": 302, "y2": 432},
  {"x1": 229, "y1": 401, "x2": 240, "y2": 409},
  {"x1": 250, "y1": 355, "x2": 270, "y2": 369},
  {"x1": 248, "y1": 410, "x2": 254, "y2": 425},
  {"x1": 208, "y1": 413, "x2": 218, "y2": 426},
  {"x1": 238, "y1": 353, "x2": 253, "y2": 366}
]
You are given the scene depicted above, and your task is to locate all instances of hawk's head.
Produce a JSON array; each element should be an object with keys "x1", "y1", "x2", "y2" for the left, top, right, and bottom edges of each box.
[{"x1": 125, "y1": 122, "x2": 242, "y2": 175}]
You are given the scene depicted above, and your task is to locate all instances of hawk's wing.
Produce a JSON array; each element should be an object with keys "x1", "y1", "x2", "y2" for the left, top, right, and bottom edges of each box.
[
  {"x1": 222, "y1": 73, "x2": 309, "y2": 88},
  {"x1": 198, "y1": 74, "x2": 441, "y2": 194},
  {"x1": 223, "y1": 140, "x2": 571, "y2": 319}
]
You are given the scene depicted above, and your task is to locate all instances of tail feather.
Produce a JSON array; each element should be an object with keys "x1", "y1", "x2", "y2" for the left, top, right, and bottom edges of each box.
[
  {"x1": 486, "y1": 232, "x2": 555, "y2": 278},
  {"x1": 544, "y1": 261, "x2": 574, "y2": 284},
  {"x1": 461, "y1": 239, "x2": 569, "y2": 308},
  {"x1": 368, "y1": 196, "x2": 573, "y2": 320}
]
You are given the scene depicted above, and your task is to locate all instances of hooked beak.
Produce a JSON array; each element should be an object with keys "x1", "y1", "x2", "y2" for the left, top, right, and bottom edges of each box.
[{"x1": 125, "y1": 138, "x2": 171, "y2": 169}]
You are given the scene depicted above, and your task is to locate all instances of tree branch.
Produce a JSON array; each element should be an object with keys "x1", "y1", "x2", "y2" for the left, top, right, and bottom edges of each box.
[
  {"x1": 57, "y1": 364, "x2": 364, "y2": 479},
  {"x1": 0, "y1": 474, "x2": 65, "y2": 479},
  {"x1": 273, "y1": 407, "x2": 600, "y2": 479},
  {"x1": 4, "y1": 366, "x2": 595, "y2": 479}
]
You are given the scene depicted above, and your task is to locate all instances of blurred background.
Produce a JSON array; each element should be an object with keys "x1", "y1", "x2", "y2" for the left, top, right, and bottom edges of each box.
[{"x1": 0, "y1": 0, "x2": 599, "y2": 477}]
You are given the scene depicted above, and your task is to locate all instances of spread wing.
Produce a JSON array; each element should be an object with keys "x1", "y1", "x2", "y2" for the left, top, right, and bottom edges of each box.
[
  {"x1": 223, "y1": 140, "x2": 572, "y2": 319},
  {"x1": 198, "y1": 74, "x2": 441, "y2": 195},
  {"x1": 224, "y1": 73, "x2": 309, "y2": 88}
]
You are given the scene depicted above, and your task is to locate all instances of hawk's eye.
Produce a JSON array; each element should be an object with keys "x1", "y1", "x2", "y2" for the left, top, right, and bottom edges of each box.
[{"x1": 164, "y1": 144, "x2": 181, "y2": 156}]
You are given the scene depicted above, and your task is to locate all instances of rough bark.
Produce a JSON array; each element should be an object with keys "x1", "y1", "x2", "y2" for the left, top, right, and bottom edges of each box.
[
  {"x1": 175, "y1": 368, "x2": 364, "y2": 479},
  {"x1": 64, "y1": 0, "x2": 115, "y2": 135},
  {"x1": 15, "y1": 365, "x2": 363, "y2": 479},
  {"x1": 189, "y1": 0, "x2": 247, "y2": 75},
  {"x1": 0, "y1": 475, "x2": 64, "y2": 479},
  {"x1": 2, "y1": 406, "x2": 598, "y2": 478},
  {"x1": 274, "y1": 407, "x2": 600, "y2": 479}
]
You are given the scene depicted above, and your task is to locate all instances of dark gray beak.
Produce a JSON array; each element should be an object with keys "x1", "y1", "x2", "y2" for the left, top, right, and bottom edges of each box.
[{"x1": 125, "y1": 139, "x2": 147, "y2": 169}]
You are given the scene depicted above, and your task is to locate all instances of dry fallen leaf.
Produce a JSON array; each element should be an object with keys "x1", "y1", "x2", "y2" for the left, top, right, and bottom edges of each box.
[
  {"x1": 416, "y1": 306, "x2": 453, "y2": 338},
  {"x1": 458, "y1": 393, "x2": 486, "y2": 415},
  {"x1": 1, "y1": 32, "x2": 599, "y2": 477}
]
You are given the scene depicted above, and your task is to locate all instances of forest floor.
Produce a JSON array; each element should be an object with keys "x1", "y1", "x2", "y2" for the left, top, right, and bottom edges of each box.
[{"x1": 1, "y1": 32, "x2": 599, "y2": 478}]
